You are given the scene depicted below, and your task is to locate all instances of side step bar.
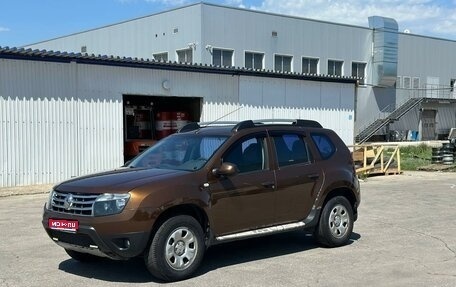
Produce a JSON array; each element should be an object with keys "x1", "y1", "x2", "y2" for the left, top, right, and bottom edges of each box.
[{"x1": 215, "y1": 221, "x2": 306, "y2": 242}]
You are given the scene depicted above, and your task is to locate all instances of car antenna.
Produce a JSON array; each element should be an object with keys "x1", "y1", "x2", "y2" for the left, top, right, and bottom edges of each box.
[{"x1": 203, "y1": 106, "x2": 243, "y2": 126}]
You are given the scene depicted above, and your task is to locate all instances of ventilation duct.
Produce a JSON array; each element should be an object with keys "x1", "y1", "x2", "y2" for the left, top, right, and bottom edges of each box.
[{"x1": 369, "y1": 16, "x2": 398, "y2": 87}]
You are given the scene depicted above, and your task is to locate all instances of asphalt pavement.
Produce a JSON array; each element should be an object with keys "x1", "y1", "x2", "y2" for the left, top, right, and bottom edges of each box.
[{"x1": 0, "y1": 171, "x2": 455, "y2": 287}]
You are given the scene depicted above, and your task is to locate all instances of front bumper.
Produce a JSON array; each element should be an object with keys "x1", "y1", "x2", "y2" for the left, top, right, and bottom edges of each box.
[{"x1": 42, "y1": 207, "x2": 152, "y2": 260}]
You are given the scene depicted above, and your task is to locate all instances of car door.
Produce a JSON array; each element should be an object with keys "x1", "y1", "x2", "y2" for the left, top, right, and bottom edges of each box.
[
  {"x1": 207, "y1": 132, "x2": 276, "y2": 236},
  {"x1": 271, "y1": 132, "x2": 324, "y2": 224}
]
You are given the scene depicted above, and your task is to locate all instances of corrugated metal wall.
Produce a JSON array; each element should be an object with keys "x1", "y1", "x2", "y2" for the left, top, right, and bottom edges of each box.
[
  {"x1": 1, "y1": 58, "x2": 354, "y2": 187},
  {"x1": 238, "y1": 76, "x2": 355, "y2": 144},
  {"x1": 201, "y1": 4, "x2": 371, "y2": 74},
  {"x1": 398, "y1": 34, "x2": 456, "y2": 90},
  {"x1": 0, "y1": 59, "x2": 123, "y2": 187},
  {"x1": 27, "y1": 5, "x2": 203, "y2": 63},
  {"x1": 436, "y1": 104, "x2": 456, "y2": 133},
  {"x1": 387, "y1": 101, "x2": 456, "y2": 139},
  {"x1": 24, "y1": 3, "x2": 456, "y2": 143},
  {"x1": 0, "y1": 59, "x2": 242, "y2": 187}
]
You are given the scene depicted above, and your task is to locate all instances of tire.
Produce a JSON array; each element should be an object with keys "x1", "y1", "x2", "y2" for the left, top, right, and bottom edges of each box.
[
  {"x1": 144, "y1": 215, "x2": 205, "y2": 282},
  {"x1": 314, "y1": 196, "x2": 354, "y2": 247},
  {"x1": 65, "y1": 249, "x2": 101, "y2": 262}
]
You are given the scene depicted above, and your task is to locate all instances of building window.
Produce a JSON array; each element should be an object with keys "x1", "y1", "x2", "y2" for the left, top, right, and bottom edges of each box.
[
  {"x1": 352, "y1": 62, "x2": 366, "y2": 84},
  {"x1": 403, "y1": 76, "x2": 411, "y2": 89},
  {"x1": 396, "y1": 76, "x2": 402, "y2": 89},
  {"x1": 212, "y1": 49, "x2": 233, "y2": 67},
  {"x1": 275, "y1": 55, "x2": 292, "y2": 72},
  {"x1": 177, "y1": 48, "x2": 193, "y2": 63},
  {"x1": 153, "y1": 52, "x2": 168, "y2": 62},
  {"x1": 245, "y1": 52, "x2": 264, "y2": 70},
  {"x1": 302, "y1": 57, "x2": 319, "y2": 74},
  {"x1": 412, "y1": 77, "x2": 420, "y2": 89},
  {"x1": 328, "y1": 60, "x2": 343, "y2": 76}
]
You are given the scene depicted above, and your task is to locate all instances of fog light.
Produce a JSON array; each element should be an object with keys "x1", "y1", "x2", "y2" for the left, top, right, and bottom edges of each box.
[{"x1": 124, "y1": 239, "x2": 130, "y2": 249}]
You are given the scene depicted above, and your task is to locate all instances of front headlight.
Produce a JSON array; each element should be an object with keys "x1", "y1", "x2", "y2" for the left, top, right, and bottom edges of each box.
[
  {"x1": 45, "y1": 190, "x2": 55, "y2": 210},
  {"x1": 93, "y1": 193, "x2": 130, "y2": 216}
]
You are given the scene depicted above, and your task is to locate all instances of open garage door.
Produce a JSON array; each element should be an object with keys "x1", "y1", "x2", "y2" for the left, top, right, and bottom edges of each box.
[{"x1": 123, "y1": 95, "x2": 202, "y2": 162}]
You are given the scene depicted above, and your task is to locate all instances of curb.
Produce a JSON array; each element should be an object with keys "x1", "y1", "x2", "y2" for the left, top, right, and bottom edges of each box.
[{"x1": 0, "y1": 184, "x2": 53, "y2": 198}]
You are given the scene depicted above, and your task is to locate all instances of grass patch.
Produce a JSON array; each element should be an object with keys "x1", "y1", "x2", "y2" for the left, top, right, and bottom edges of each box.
[{"x1": 399, "y1": 144, "x2": 432, "y2": 171}]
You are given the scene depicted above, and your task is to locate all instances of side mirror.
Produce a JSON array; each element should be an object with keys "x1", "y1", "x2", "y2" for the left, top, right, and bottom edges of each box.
[
  {"x1": 122, "y1": 160, "x2": 133, "y2": 167},
  {"x1": 212, "y1": 162, "x2": 239, "y2": 178}
]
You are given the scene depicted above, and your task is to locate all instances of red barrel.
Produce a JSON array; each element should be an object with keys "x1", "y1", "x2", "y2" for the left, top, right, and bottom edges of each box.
[
  {"x1": 155, "y1": 112, "x2": 173, "y2": 139},
  {"x1": 172, "y1": 111, "x2": 190, "y2": 132}
]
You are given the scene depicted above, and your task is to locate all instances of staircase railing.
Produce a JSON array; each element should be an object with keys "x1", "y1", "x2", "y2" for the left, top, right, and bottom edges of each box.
[
  {"x1": 356, "y1": 98, "x2": 423, "y2": 143},
  {"x1": 356, "y1": 103, "x2": 393, "y2": 136}
]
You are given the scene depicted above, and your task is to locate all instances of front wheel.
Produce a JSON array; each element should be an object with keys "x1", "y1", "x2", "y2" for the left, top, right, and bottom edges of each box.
[
  {"x1": 314, "y1": 196, "x2": 354, "y2": 247},
  {"x1": 144, "y1": 215, "x2": 205, "y2": 282}
]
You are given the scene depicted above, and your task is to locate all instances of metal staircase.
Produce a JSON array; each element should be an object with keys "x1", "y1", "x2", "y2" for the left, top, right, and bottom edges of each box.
[{"x1": 355, "y1": 98, "x2": 424, "y2": 143}]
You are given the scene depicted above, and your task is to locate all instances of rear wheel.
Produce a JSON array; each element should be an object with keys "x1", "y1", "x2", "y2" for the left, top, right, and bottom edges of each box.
[
  {"x1": 145, "y1": 215, "x2": 205, "y2": 282},
  {"x1": 65, "y1": 249, "x2": 101, "y2": 262},
  {"x1": 314, "y1": 196, "x2": 353, "y2": 247}
]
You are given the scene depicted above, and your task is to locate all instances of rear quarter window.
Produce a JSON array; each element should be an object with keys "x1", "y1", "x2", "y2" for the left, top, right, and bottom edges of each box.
[{"x1": 311, "y1": 133, "x2": 335, "y2": 160}]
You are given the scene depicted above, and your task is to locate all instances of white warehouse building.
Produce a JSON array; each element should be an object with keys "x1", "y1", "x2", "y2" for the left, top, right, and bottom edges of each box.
[
  {"x1": 26, "y1": 2, "x2": 456, "y2": 142},
  {"x1": 2, "y1": 2, "x2": 456, "y2": 187},
  {"x1": 0, "y1": 48, "x2": 356, "y2": 187}
]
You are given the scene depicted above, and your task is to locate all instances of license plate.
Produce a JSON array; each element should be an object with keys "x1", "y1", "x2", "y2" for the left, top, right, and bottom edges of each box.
[{"x1": 48, "y1": 219, "x2": 79, "y2": 232}]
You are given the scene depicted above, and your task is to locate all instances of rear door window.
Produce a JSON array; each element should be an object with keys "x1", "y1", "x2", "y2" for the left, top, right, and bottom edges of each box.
[
  {"x1": 311, "y1": 133, "x2": 335, "y2": 160},
  {"x1": 272, "y1": 133, "x2": 311, "y2": 167}
]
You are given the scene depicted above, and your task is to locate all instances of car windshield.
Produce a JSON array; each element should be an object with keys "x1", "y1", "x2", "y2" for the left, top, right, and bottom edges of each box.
[{"x1": 129, "y1": 134, "x2": 228, "y2": 171}]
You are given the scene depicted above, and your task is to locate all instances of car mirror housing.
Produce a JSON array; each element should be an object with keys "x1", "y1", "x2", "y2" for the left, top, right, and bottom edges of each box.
[{"x1": 212, "y1": 162, "x2": 239, "y2": 177}]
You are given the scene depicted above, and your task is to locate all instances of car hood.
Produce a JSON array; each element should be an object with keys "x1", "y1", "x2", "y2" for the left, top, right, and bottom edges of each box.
[{"x1": 54, "y1": 168, "x2": 190, "y2": 194}]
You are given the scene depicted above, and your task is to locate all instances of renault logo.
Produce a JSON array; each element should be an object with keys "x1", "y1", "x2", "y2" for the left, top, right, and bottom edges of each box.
[{"x1": 63, "y1": 194, "x2": 75, "y2": 210}]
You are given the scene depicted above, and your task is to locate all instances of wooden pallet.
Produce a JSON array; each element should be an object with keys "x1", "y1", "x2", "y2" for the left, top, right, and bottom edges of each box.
[{"x1": 350, "y1": 144, "x2": 401, "y2": 177}]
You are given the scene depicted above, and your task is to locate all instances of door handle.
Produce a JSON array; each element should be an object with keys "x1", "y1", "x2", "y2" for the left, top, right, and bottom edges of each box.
[
  {"x1": 261, "y1": 182, "x2": 275, "y2": 189},
  {"x1": 307, "y1": 174, "x2": 320, "y2": 180}
]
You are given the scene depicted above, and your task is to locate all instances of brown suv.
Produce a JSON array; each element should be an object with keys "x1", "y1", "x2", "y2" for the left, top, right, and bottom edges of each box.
[{"x1": 42, "y1": 119, "x2": 360, "y2": 282}]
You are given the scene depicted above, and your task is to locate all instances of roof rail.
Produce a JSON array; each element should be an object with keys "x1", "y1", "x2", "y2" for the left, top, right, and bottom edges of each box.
[
  {"x1": 177, "y1": 121, "x2": 241, "y2": 133},
  {"x1": 252, "y1": 119, "x2": 323, "y2": 128},
  {"x1": 178, "y1": 119, "x2": 323, "y2": 133},
  {"x1": 293, "y1": 119, "x2": 322, "y2": 128},
  {"x1": 199, "y1": 121, "x2": 239, "y2": 126},
  {"x1": 232, "y1": 120, "x2": 255, "y2": 132}
]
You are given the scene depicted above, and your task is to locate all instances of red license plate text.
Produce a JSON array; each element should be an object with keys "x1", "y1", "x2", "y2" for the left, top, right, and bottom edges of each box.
[{"x1": 48, "y1": 219, "x2": 79, "y2": 231}]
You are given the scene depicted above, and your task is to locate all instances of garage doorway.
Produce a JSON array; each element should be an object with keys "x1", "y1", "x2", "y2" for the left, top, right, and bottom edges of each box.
[{"x1": 122, "y1": 95, "x2": 202, "y2": 162}]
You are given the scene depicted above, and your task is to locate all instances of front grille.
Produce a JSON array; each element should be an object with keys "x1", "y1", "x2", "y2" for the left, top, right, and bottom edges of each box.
[
  {"x1": 51, "y1": 190, "x2": 98, "y2": 216},
  {"x1": 48, "y1": 229, "x2": 96, "y2": 247}
]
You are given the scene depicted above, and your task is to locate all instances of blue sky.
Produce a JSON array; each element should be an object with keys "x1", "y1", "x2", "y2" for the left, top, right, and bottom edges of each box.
[{"x1": 1, "y1": 0, "x2": 455, "y2": 47}]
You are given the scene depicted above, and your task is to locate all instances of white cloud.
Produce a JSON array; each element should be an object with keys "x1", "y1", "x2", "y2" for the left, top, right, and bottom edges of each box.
[
  {"x1": 224, "y1": 0, "x2": 246, "y2": 8},
  {"x1": 0, "y1": 27, "x2": 10, "y2": 32},
  {"x1": 248, "y1": 0, "x2": 456, "y2": 40}
]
